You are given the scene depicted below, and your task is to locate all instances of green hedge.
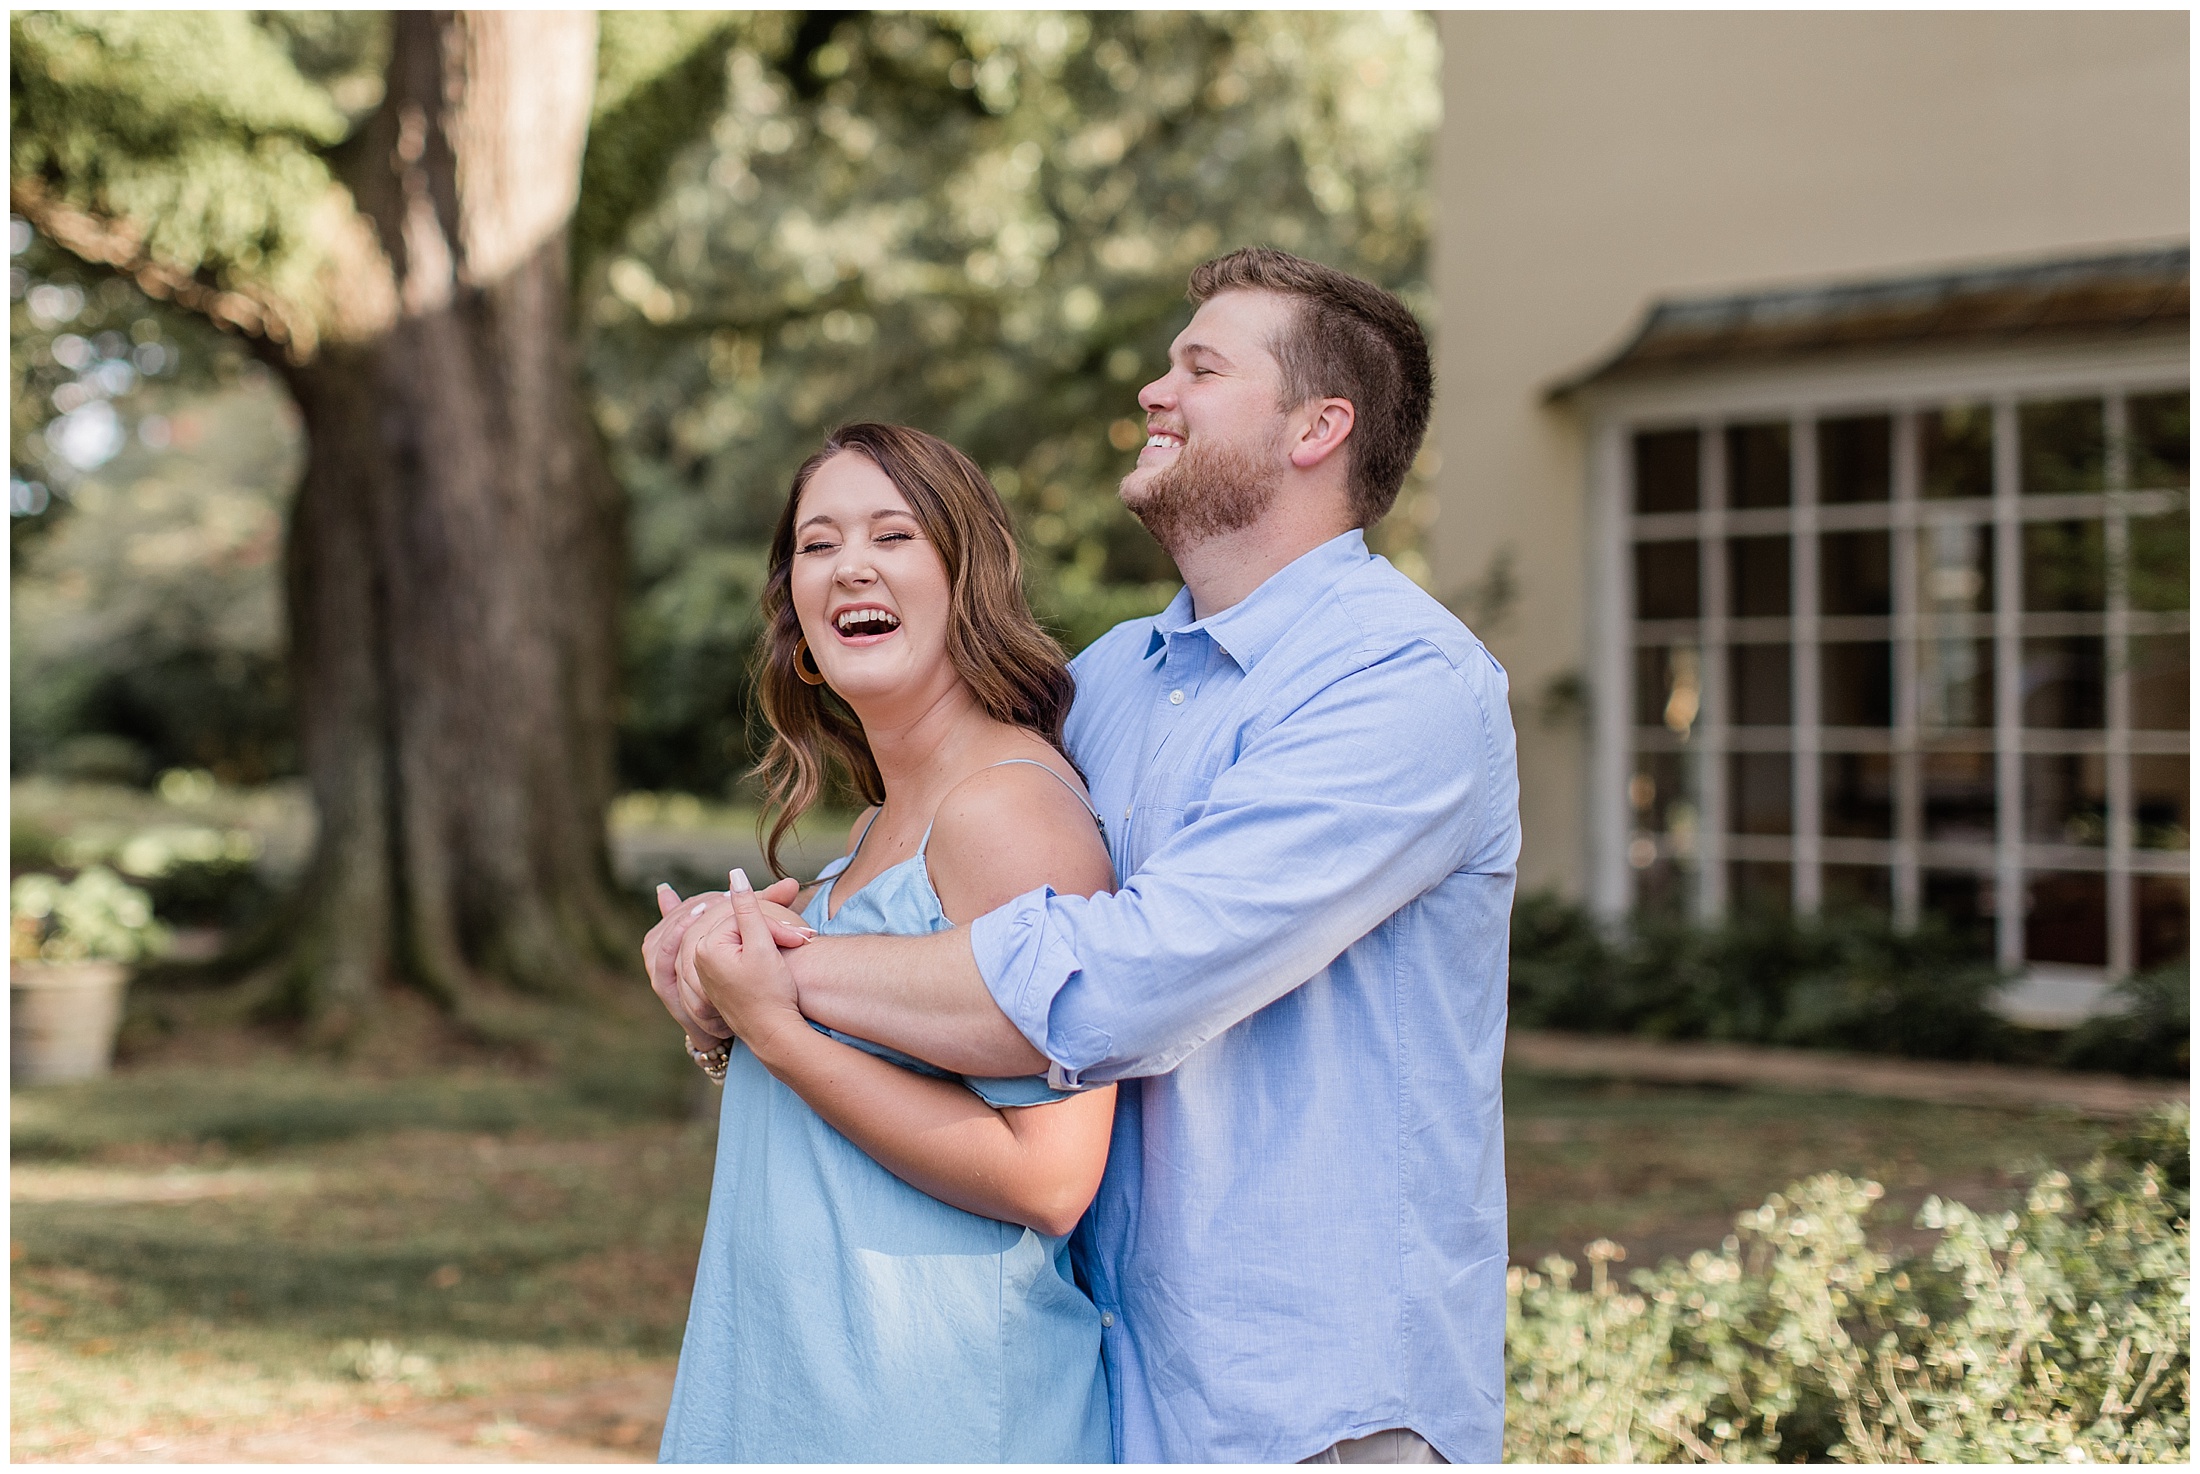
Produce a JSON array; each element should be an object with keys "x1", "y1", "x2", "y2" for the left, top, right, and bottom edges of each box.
[
  {"x1": 1506, "y1": 1108, "x2": 2190, "y2": 1463},
  {"x1": 1509, "y1": 893, "x2": 2189, "y2": 1077}
]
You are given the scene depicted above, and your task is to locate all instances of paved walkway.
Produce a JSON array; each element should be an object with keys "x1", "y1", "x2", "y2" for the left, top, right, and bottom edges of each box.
[{"x1": 1507, "y1": 1029, "x2": 2187, "y2": 1118}]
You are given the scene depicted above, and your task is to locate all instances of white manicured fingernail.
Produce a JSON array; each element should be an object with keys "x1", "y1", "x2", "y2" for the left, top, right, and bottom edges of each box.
[
  {"x1": 730, "y1": 868, "x2": 752, "y2": 894},
  {"x1": 691, "y1": 902, "x2": 706, "y2": 916}
]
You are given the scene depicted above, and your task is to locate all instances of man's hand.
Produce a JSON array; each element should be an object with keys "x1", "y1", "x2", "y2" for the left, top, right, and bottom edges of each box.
[
  {"x1": 642, "y1": 875, "x2": 811, "y2": 1044},
  {"x1": 678, "y1": 869, "x2": 809, "y2": 1057}
]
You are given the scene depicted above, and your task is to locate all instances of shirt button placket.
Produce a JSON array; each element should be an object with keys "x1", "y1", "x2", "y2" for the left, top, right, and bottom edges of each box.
[
  {"x1": 1168, "y1": 689, "x2": 1185, "y2": 705},
  {"x1": 1099, "y1": 1311, "x2": 1115, "y2": 1328}
]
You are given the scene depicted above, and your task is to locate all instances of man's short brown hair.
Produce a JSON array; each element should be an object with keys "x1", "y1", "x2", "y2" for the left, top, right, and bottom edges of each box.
[{"x1": 1187, "y1": 246, "x2": 1433, "y2": 527}]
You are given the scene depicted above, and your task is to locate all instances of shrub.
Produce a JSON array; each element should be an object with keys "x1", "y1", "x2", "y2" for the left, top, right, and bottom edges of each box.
[
  {"x1": 2059, "y1": 966, "x2": 2190, "y2": 1080},
  {"x1": 1509, "y1": 894, "x2": 2015, "y2": 1063},
  {"x1": 1506, "y1": 1108, "x2": 2191, "y2": 1463}
]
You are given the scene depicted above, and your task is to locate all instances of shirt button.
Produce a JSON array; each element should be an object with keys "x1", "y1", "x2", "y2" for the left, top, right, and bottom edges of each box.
[
  {"x1": 1168, "y1": 689, "x2": 1185, "y2": 705},
  {"x1": 1100, "y1": 1311, "x2": 1115, "y2": 1328}
]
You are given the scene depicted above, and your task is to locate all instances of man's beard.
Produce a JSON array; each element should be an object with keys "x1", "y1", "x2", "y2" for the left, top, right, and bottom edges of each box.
[{"x1": 1118, "y1": 434, "x2": 1281, "y2": 555}]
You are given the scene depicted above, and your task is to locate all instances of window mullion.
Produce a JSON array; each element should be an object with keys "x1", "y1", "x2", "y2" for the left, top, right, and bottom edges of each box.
[
  {"x1": 2104, "y1": 391, "x2": 2135, "y2": 976},
  {"x1": 1697, "y1": 423, "x2": 1729, "y2": 921},
  {"x1": 1891, "y1": 408, "x2": 1923, "y2": 928},
  {"x1": 1992, "y1": 398, "x2": 2025, "y2": 969},
  {"x1": 1792, "y1": 413, "x2": 1821, "y2": 914}
]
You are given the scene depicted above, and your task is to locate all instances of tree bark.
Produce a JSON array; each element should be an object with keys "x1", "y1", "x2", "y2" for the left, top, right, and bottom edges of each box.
[{"x1": 258, "y1": 12, "x2": 630, "y2": 1024}]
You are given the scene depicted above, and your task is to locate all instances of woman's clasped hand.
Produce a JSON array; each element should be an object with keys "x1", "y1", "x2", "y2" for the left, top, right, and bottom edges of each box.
[
  {"x1": 638, "y1": 873, "x2": 809, "y2": 1044},
  {"x1": 675, "y1": 868, "x2": 808, "y2": 1051}
]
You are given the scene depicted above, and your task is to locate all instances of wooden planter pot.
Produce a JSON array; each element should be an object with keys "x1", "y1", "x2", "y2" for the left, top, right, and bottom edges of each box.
[{"x1": 11, "y1": 961, "x2": 130, "y2": 1084}]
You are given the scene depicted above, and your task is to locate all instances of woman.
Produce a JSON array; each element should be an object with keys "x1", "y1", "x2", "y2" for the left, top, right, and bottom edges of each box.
[{"x1": 646, "y1": 423, "x2": 1116, "y2": 1463}]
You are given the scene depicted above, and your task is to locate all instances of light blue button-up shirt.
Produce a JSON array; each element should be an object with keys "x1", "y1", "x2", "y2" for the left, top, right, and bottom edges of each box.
[{"x1": 969, "y1": 530, "x2": 1519, "y2": 1463}]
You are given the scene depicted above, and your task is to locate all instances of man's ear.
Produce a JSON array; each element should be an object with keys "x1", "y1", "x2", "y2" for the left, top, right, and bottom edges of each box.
[{"x1": 1288, "y1": 397, "x2": 1355, "y2": 471}]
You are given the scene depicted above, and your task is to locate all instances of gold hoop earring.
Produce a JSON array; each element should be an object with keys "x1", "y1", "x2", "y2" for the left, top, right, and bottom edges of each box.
[{"x1": 793, "y1": 637, "x2": 827, "y2": 686}]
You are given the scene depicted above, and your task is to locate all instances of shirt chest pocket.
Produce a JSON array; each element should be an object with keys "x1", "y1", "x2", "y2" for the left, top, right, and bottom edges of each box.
[{"x1": 1120, "y1": 765, "x2": 1219, "y2": 868}]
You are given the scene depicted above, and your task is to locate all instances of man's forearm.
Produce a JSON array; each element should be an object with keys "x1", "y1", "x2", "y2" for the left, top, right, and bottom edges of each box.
[{"x1": 788, "y1": 928, "x2": 1049, "y2": 1077}]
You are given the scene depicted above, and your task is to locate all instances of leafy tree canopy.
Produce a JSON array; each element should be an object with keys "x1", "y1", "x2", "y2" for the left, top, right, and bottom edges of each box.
[
  {"x1": 12, "y1": 10, "x2": 1441, "y2": 803},
  {"x1": 591, "y1": 11, "x2": 1439, "y2": 791}
]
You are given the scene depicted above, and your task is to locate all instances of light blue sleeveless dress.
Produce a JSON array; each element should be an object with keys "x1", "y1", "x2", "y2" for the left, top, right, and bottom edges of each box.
[{"x1": 660, "y1": 765, "x2": 1112, "y2": 1463}]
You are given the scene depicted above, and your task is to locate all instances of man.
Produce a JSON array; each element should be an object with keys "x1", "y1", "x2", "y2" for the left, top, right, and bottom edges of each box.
[{"x1": 661, "y1": 248, "x2": 1517, "y2": 1462}]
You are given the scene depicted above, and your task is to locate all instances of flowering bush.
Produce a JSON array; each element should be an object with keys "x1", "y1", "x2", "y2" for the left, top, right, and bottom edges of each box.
[
  {"x1": 9, "y1": 865, "x2": 169, "y2": 964},
  {"x1": 1506, "y1": 1108, "x2": 2189, "y2": 1462}
]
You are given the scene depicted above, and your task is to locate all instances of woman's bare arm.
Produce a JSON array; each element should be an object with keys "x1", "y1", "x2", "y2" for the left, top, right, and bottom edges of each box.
[
  {"x1": 693, "y1": 760, "x2": 1118, "y2": 1234},
  {"x1": 743, "y1": 1015, "x2": 1114, "y2": 1236}
]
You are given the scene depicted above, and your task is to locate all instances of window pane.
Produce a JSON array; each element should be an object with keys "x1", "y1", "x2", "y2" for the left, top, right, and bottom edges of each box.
[
  {"x1": 2020, "y1": 398, "x2": 2106, "y2": 496},
  {"x1": 2128, "y1": 511, "x2": 2188, "y2": 613},
  {"x1": 1821, "y1": 530, "x2": 1892, "y2": 616},
  {"x1": 1823, "y1": 863, "x2": 1892, "y2": 913},
  {"x1": 2026, "y1": 871, "x2": 2107, "y2": 965},
  {"x1": 1634, "y1": 645, "x2": 1702, "y2": 736},
  {"x1": 1634, "y1": 540, "x2": 1700, "y2": 620},
  {"x1": 1923, "y1": 750, "x2": 1997, "y2": 842},
  {"x1": 1919, "y1": 637, "x2": 1995, "y2": 730},
  {"x1": 1824, "y1": 753, "x2": 1894, "y2": 838},
  {"x1": 1923, "y1": 870, "x2": 1997, "y2": 960},
  {"x1": 2130, "y1": 634, "x2": 2188, "y2": 731},
  {"x1": 1921, "y1": 404, "x2": 1993, "y2": 500},
  {"x1": 1822, "y1": 642, "x2": 1893, "y2": 726},
  {"x1": 2137, "y1": 875, "x2": 2188, "y2": 971},
  {"x1": 1918, "y1": 522, "x2": 1994, "y2": 614},
  {"x1": 1818, "y1": 415, "x2": 1891, "y2": 504},
  {"x1": 1729, "y1": 643, "x2": 1791, "y2": 726},
  {"x1": 1634, "y1": 428, "x2": 1700, "y2": 513},
  {"x1": 1730, "y1": 861, "x2": 1791, "y2": 914},
  {"x1": 1727, "y1": 422, "x2": 1790, "y2": 508},
  {"x1": 2021, "y1": 636, "x2": 2105, "y2": 728},
  {"x1": 2022, "y1": 520, "x2": 2106, "y2": 611},
  {"x1": 2023, "y1": 753, "x2": 2107, "y2": 847},
  {"x1": 2134, "y1": 755, "x2": 2189, "y2": 851},
  {"x1": 1728, "y1": 535, "x2": 1789, "y2": 618},
  {"x1": 2128, "y1": 391, "x2": 2188, "y2": 490},
  {"x1": 1630, "y1": 749, "x2": 1698, "y2": 859},
  {"x1": 1729, "y1": 752, "x2": 1792, "y2": 835}
]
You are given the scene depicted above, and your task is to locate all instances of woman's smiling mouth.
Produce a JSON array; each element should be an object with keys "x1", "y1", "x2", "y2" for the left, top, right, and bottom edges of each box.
[{"x1": 831, "y1": 605, "x2": 902, "y2": 641}]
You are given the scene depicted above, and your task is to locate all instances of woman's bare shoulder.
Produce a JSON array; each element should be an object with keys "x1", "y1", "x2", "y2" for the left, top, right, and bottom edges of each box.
[
  {"x1": 844, "y1": 805, "x2": 880, "y2": 854},
  {"x1": 926, "y1": 757, "x2": 1113, "y2": 923}
]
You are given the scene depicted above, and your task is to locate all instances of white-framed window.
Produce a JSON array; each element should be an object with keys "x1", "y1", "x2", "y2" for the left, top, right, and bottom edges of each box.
[{"x1": 1582, "y1": 340, "x2": 2187, "y2": 980}]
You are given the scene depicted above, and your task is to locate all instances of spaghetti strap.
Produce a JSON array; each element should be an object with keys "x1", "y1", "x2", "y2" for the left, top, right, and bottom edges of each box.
[
  {"x1": 982, "y1": 757, "x2": 1101, "y2": 819},
  {"x1": 979, "y1": 757, "x2": 1107, "y2": 843}
]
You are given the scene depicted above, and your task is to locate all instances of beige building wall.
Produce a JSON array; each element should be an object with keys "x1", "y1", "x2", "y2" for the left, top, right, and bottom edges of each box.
[{"x1": 1431, "y1": 10, "x2": 2190, "y2": 899}]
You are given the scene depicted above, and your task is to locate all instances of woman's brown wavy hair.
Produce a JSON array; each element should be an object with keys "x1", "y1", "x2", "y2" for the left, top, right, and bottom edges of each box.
[{"x1": 751, "y1": 422, "x2": 1076, "y2": 879}]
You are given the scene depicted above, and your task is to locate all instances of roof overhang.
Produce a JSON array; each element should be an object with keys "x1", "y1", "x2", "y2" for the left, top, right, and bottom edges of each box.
[{"x1": 1549, "y1": 244, "x2": 2189, "y2": 401}]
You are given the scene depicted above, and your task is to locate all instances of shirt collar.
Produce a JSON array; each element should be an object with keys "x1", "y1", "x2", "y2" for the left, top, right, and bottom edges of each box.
[{"x1": 1142, "y1": 529, "x2": 1370, "y2": 670}]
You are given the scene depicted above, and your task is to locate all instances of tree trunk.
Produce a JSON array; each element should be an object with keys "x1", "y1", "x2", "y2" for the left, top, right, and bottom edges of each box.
[{"x1": 256, "y1": 12, "x2": 630, "y2": 1026}]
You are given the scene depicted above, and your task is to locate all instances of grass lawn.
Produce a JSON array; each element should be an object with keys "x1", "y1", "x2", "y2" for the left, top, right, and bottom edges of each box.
[{"x1": 12, "y1": 1052, "x2": 2122, "y2": 1461}]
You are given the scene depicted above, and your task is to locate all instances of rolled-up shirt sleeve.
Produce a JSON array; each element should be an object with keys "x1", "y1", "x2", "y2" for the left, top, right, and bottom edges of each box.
[{"x1": 968, "y1": 638, "x2": 1511, "y2": 1085}]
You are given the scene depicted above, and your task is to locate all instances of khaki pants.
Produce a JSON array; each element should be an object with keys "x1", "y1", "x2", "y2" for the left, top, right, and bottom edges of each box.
[{"x1": 1301, "y1": 1429, "x2": 1449, "y2": 1464}]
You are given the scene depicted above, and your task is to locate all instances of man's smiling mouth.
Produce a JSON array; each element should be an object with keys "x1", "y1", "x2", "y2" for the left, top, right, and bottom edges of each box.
[{"x1": 833, "y1": 606, "x2": 901, "y2": 638}]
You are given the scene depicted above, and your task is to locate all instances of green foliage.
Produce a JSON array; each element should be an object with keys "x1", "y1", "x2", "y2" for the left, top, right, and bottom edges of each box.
[
  {"x1": 590, "y1": 11, "x2": 1439, "y2": 791},
  {"x1": 11, "y1": 864, "x2": 169, "y2": 964},
  {"x1": 2059, "y1": 966, "x2": 2191, "y2": 1079},
  {"x1": 11, "y1": 371, "x2": 300, "y2": 782},
  {"x1": 1507, "y1": 1108, "x2": 2192, "y2": 1462},
  {"x1": 14, "y1": 10, "x2": 1441, "y2": 804},
  {"x1": 9, "y1": 11, "x2": 355, "y2": 308},
  {"x1": 1509, "y1": 893, "x2": 2022, "y2": 1065},
  {"x1": 11, "y1": 223, "x2": 234, "y2": 519},
  {"x1": 575, "y1": 12, "x2": 764, "y2": 278}
]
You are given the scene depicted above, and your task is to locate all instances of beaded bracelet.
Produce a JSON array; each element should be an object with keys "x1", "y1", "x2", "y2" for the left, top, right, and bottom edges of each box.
[{"x1": 685, "y1": 1036, "x2": 731, "y2": 1085}]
